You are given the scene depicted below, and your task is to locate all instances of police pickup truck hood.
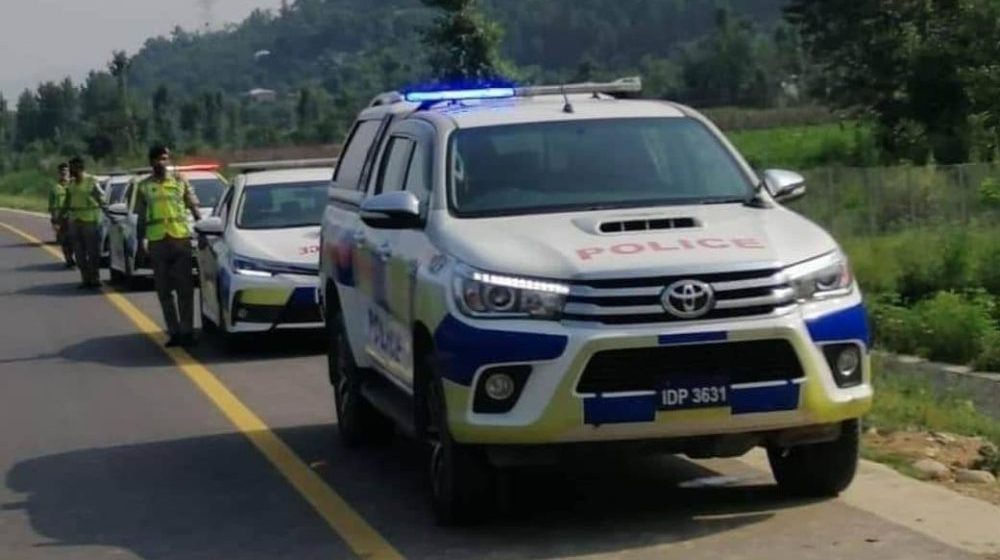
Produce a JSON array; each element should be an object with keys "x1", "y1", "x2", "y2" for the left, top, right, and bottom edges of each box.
[
  {"x1": 231, "y1": 227, "x2": 321, "y2": 268},
  {"x1": 433, "y1": 204, "x2": 838, "y2": 280}
]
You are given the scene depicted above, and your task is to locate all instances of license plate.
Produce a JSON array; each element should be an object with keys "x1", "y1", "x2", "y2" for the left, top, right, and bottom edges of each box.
[{"x1": 659, "y1": 377, "x2": 729, "y2": 411}]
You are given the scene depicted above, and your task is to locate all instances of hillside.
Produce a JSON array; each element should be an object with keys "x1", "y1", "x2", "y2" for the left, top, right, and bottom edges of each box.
[{"x1": 127, "y1": 0, "x2": 786, "y2": 97}]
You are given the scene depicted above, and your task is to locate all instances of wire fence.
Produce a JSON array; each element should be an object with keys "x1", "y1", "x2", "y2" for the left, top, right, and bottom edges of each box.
[{"x1": 787, "y1": 163, "x2": 1000, "y2": 238}]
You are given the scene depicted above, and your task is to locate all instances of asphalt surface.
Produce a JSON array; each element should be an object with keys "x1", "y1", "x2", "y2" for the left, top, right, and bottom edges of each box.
[{"x1": 0, "y1": 208, "x2": 994, "y2": 560}]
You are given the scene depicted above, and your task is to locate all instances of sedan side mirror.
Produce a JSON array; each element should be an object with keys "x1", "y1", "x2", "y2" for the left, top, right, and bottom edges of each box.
[
  {"x1": 194, "y1": 216, "x2": 225, "y2": 236},
  {"x1": 360, "y1": 191, "x2": 424, "y2": 229},
  {"x1": 762, "y1": 169, "x2": 806, "y2": 203}
]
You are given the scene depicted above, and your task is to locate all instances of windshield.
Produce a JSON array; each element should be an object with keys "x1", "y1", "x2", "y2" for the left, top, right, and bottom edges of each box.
[
  {"x1": 107, "y1": 182, "x2": 128, "y2": 204},
  {"x1": 190, "y1": 177, "x2": 226, "y2": 208},
  {"x1": 236, "y1": 181, "x2": 330, "y2": 230},
  {"x1": 449, "y1": 117, "x2": 753, "y2": 217}
]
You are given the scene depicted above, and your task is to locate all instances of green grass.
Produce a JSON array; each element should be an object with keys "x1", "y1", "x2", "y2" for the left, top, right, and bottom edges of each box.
[
  {"x1": 0, "y1": 193, "x2": 48, "y2": 213},
  {"x1": 727, "y1": 122, "x2": 874, "y2": 170},
  {"x1": 868, "y1": 358, "x2": 1000, "y2": 449}
]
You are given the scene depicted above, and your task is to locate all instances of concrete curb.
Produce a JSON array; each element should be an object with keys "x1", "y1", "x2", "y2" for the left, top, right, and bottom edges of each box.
[{"x1": 875, "y1": 351, "x2": 1000, "y2": 421}]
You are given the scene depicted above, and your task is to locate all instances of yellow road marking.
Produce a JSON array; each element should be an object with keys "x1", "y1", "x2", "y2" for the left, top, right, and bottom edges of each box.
[{"x1": 0, "y1": 220, "x2": 405, "y2": 560}]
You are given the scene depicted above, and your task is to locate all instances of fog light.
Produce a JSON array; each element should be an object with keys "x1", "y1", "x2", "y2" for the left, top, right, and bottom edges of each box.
[
  {"x1": 237, "y1": 308, "x2": 248, "y2": 319},
  {"x1": 484, "y1": 372, "x2": 516, "y2": 401},
  {"x1": 836, "y1": 346, "x2": 861, "y2": 378},
  {"x1": 822, "y1": 343, "x2": 864, "y2": 388}
]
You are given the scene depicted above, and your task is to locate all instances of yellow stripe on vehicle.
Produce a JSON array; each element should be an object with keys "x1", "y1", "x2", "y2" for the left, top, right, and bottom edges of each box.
[
  {"x1": 239, "y1": 287, "x2": 294, "y2": 306},
  {"x1": 0, "y1": 218, "x2": 405, "y2": 560}
]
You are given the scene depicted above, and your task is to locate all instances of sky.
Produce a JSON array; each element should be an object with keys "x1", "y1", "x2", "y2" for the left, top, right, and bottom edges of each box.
[{"x1": 0, "y1": 0, "x2": 284, "y2": 100}]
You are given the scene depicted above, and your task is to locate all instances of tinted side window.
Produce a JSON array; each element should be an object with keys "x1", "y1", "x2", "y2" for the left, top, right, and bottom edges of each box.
[
  {"x1": 215, "y1": 186, "x2": 234, "y2": 221},
  {"x1": 377, "y1": 137, "x2": 416, "y2": 194},
  {"x1": 333, "y1": 120, "x2": 380, "y2": 190}
]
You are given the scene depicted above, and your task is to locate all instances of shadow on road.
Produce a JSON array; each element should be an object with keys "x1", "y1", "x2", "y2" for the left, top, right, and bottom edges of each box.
[
  {"x1": 14, "y1": 261, "x2": 69, "y2": 273},
  {"x1": 0, "y1": 333, "x2": 171, "y2": 369},
  {"x1": 189, "y1": 329, "x2": 327, "y2": 365},
  {"x1": 3, "y1": 423, "x2": 811, "y2": 560}
]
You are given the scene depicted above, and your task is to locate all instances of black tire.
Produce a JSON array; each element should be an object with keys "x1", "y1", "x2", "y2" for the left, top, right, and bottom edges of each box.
[
  {"x1": 767, "y1": 419, "x2": 860, "y2": 497},
  {"x1": 109, "y1": 267, "x2": 123, "y2": 285},
  {"x1": 424, "y1": 354, "x2": 496, "y2": 526},
  {"x1": 327, "y1": 307, "x2": 394, "y2": 448}
]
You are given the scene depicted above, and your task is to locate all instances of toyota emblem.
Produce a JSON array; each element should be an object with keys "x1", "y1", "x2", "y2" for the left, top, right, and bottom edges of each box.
[{"x1": 661, "y1": 280, "x2": 715, "y2": 319}]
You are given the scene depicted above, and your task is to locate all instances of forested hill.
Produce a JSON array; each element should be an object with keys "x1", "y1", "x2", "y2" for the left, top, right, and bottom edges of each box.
[{"x1": 127, "y1": 0, "x2": 785, "y2": 97}]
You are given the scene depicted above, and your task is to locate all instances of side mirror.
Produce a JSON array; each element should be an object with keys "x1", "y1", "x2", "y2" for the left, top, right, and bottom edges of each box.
[
  {"x1": 107, "y1": 202, "x2": 129, "y2": 217},
  {"x1": 194, "y1": 216, "x2": 225, "y2": 236},
  {"x1": 360, "y1": 191, "x2": 423, "y2": 229},
  {"x1": 762, "y1": 169, "x2": 806, "y2": 203}
]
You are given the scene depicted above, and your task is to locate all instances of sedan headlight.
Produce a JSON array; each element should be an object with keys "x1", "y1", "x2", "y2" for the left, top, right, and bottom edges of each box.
[
  {"x1": 232, "y1": 255, "x2": 274, "y2": 277},
  {"x1": 453, "y1": 265, "x2": 569, "y2": 320},
  {"x1": 785, "y1": 251, "x2": 854, "y2": 301}
]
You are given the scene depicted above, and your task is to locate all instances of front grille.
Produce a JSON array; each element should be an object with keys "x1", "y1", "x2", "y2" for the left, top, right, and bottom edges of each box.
[
  {"x1": 562, "y1": 268, "x2": 793, "y2": 325},
  {"x1": 576, "y1": 340, "x2": 803, "y2": 394}
]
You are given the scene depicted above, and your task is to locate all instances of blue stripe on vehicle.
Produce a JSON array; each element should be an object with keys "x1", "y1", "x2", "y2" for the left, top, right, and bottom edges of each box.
[
  {"x1": 806, "y1": 304, "x2": 871, "y2": 347},
  {"x1": 583, "y1": 394, "x2": 658, "y2": 425},
  {"x1": 730, "y1": 382, "x2": 800, "y2": 415},
  {"x1": 433, "y1": 314, "x2": 568, "y2": 386},
  {"x1": 289, "y1": 286, "x2": 317, "y2": 307},
  {"x1": 658, "y1": 331, "x2": 727, "y2": 345}
]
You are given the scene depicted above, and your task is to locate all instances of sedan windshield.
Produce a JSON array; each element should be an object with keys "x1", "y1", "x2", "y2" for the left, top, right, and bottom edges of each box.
[
  {"x1": 190, "y1": 177, "x2": 226, "y2": 209},
  {"x1": 449, "y1": 117, "x2": 753, "y2": 216},
  {"x1": 237, "y1": 181, "x2": 330, "y2": 229}
]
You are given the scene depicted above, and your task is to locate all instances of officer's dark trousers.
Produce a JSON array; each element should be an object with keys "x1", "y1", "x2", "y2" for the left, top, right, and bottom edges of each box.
[
  {"x1": 149, "y1": 237, "x2": 194, "y2": 337},
  {"x1": 70, "y1": 220, "x2": 100, "y2": 285},
  {"x1": 54, "y1": 218, "x2": 74, "y2": 265}
]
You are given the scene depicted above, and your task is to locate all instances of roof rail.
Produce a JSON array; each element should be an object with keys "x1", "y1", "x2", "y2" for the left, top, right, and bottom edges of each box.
[
  {"x1": 228, "y1": 157, "x2": 339, "y2": 172},
  {"x1": 369, "y1": 91, "x2": 405, "y2": 107},
  {"x1": 514, "y1": 76, "x2": 642, "y2": 98}
]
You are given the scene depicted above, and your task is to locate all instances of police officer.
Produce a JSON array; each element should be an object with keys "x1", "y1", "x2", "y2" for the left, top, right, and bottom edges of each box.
[
  {"x1": 62, "y1": 156, "x2": 106, "y2": 288},
  {"x1": 136, "y1": 145, "x2": 202, "y2": 348},
  {"x1": 48, "y1": 162, "x2": 74, "y2": 268}
]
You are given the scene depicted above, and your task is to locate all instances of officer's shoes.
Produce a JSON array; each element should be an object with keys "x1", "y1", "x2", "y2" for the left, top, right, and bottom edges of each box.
[
  {"x1": 180, "y1": 333, "x2": 198, "y2": 348},
  {"x1": 164, "y1": 336, "x2": 182, "y2": 348}
]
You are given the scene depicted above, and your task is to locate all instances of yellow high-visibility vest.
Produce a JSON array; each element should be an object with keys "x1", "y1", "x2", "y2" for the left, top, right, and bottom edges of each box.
[
  {"x1": 140, "y1": 175, "x2": 192, "y2": 240},
  {"x1": 66, "y1": 177, "x2": 100, "y2": 223}
]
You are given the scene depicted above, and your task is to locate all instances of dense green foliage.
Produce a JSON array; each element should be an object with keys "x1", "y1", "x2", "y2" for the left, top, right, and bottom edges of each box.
[
  {"x1": 786, "y1": 0, "x2": 1000, "y2": 164},
  {"x1": 0, "y1": 0, "x2": 797, "y2": 169},
  {"x1": 843, "y1": 226, "x2": 1000, "y2": 368}
]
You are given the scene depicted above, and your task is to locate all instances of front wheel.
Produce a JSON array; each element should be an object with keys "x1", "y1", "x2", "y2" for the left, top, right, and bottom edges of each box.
[
  {"x1": 424, "y1": 354, "x2": 496, "y2": 525},
  {"x1": 767, "y1": 419, "x2": 860, "y2": 497},
  {"x1": 327, "y1": 307, "x2": 394, "y2": 448}
]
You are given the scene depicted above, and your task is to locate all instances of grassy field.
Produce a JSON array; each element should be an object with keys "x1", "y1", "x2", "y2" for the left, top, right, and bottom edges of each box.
[
  {"x1": 727, "y1": 122, "x2": 874, "y2": 170},
  {"x1": 0, "y1": 193, "x2": 48, "y2": 213}
]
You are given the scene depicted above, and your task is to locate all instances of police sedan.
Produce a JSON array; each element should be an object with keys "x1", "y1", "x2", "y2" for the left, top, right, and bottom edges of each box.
[
  {"x1": 106, "y1": 164, "x2": 227, "y2": 287},
  {"x1": 194, "y1": 161, "x2": 335, "y2": 339}
]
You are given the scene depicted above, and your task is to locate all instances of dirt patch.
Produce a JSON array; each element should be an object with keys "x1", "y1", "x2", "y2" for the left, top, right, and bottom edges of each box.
[{"x1": 863, "y1": 429, "x2": 1000, "y2": 507}]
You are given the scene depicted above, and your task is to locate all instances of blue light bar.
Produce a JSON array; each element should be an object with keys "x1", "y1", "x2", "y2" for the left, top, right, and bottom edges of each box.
[{"x1": 404, "y1": 87, "x2": 516, "y2": 103}]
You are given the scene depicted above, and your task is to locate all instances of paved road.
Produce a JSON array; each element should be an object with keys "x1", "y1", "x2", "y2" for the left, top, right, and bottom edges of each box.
[{"x1": 0, "y1": 208, "x2": 997, "y2": 560}]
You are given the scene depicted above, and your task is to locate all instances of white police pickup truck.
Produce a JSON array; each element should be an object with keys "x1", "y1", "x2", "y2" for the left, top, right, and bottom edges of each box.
[{"x1": 318, "y1": 78, "x2": 872, "y2": 525}]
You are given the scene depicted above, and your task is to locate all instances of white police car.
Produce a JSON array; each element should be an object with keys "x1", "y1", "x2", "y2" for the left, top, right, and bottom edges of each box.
[
  {"x1": 318, "y1": 78, "x2": 873, "y2": 525},
  {"x1": 99, "y1": 172, "x2": 134, "y2": 265},
  {"x1": 194, "y1": 160, "x2": 336, "y2": 341},
  {"x1": 106, "y1": 165, "x2": 227, "y2": 287}
]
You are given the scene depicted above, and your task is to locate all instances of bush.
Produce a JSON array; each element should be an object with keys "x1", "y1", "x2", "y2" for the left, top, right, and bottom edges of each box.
[
  {"x1": 910, "y1": 291, "x2": 995, "y2": 364},
  {"x1": 974, "y1": 330, "x2": 1000, "y2": 372}
]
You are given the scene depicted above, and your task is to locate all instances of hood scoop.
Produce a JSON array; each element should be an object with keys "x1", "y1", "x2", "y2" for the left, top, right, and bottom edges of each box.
[{"x1": 598, "y1": 216, "x2": 700, "y2": 234}]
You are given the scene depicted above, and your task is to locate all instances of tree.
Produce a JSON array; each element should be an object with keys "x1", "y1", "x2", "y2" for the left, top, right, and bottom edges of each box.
[
  {"x1": 14, "y1": 90, "x2": 40, "y2": 149},
  {"x1": 151, "y1": 84, "x2": 176, "y2": 146},
  {"x1": 421, "y1": 0, "x2": 506, "y2": 84},
  {"x1": 785, "y1": 0, "x2": 973, "y2": 163},
  {"x1": 108, "y1": 50, "x2": 136, "y2": 154}
]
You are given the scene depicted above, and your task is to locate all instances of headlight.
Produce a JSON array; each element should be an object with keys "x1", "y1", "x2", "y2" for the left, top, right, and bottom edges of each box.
[
  {"x1": 232, "y1": 255, "x2": 274, "y2": 277},
  {"x1": 453, "y1": 265, "x2": 569, "y2": 320},
  {"x1": 785, "y1": 251, "x2": 853, "y2": 301}
]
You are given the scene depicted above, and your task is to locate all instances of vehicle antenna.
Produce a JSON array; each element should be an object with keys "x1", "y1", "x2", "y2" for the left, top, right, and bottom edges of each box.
[{"x1": 561, "y1": 84, "x2": 574, "y2": 114}]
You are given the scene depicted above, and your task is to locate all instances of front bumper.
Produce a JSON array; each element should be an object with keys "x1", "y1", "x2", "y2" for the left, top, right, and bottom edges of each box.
[
  {"x1": 435, "y1": 294, "x2": 873, "y2": 445},
  {"x1": 224, "y1": 271, "x2": 322, "y2": 333}
]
